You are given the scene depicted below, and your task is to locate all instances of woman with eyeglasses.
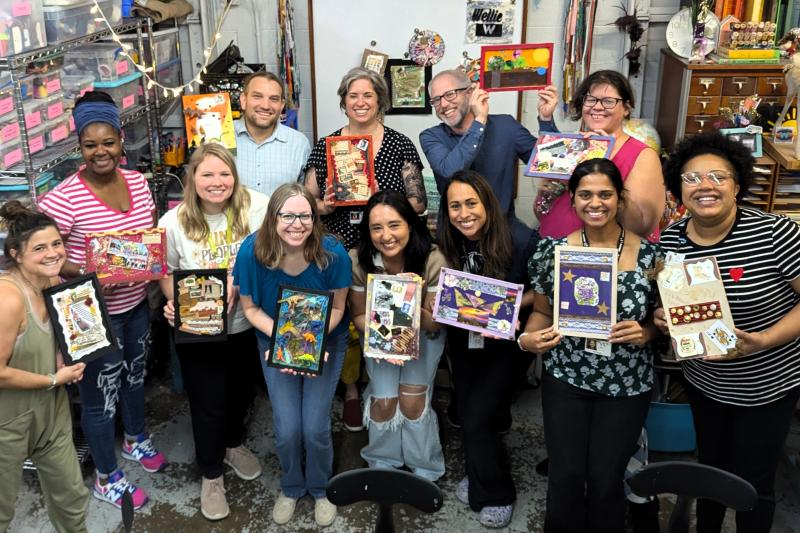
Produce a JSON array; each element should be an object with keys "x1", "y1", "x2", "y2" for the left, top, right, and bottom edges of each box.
[
  {"x1": 535, "y1": 70, "x2": 665, "y2": 240},
  {"x1": 233, "y1": 183, "x2": 351, "y2": 527},
  {"x1": 656, "y1": 133, "x2": 800, "y2": 533}
]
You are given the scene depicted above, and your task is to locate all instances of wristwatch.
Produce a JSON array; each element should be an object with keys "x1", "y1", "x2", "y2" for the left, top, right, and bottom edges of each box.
[
  {"x1": 517, "y1": 332, "x2": 530, "y2": 352},
  {"x1": 46, "y1": 373, "x2": 57, "y2": 390}
]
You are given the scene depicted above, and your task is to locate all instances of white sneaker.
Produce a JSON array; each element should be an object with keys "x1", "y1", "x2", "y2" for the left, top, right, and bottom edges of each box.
[
  {"x1": 272, "y1": 492, "x2": 297, "y2": 525},
  {"x1": 315, "y1": 496, "x2": 337, "y2": 526}
]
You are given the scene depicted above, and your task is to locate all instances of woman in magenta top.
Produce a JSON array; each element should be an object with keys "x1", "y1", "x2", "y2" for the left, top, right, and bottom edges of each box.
[{"x1": 536, "y1": 70, "x2": 664, "y2": 239}]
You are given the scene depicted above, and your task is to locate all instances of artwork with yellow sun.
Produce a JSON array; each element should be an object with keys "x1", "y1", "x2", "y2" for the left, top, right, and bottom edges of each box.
[{"x1": 479, "y1": 42, "x2": 553, "y2": 92}]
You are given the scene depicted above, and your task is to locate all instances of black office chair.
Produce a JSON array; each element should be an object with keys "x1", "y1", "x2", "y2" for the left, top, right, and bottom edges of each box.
[
  {"x1": 326, "y1": 468, "x2": 443, "y2": 533},
  {"x1": 629, "y1": 461, "x2": 758, "y2": 533}
]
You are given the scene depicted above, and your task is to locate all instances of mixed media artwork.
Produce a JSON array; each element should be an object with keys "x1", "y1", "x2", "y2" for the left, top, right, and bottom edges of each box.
[
  {"x1": 325, "y1": 135, "x2": 376, "y2": 206},
  {"x1": 524, "y1": 133, "x2": 615, "y2": 180},
  {"x1": 553, "y1": 246, "x2": 618, "y2": 340},
  {"x1": 720, "y1": 126, "x2": 763, "y2": 157},
  {"x1": 43, "y1": 274, "x2": 116, "y2": 365},
  {"x1": 173, "y1": 269, "x2": 227, "y2": 343},
  {"x1": 384, "y1": 59, "x2": 432, "y2": 115},
  {"x1": 182, "y1": 92, "x2": 236, "y2": 152},
  {"x1": 657, "y1": 253, "x2": 738, "y2": 359},
  {"x1": 85, "y1": 228, "x2": 167, "y2": 285},
  {"x1": 364, "y1": 274, "x2": 423, "y2": 360},
  {"x1": 269, "y1": 286, "x2": 333, "y2": 375},
  {"x1": 465, "y1": 0, "x2": 516, "y2": 44},
  {"x1": 432, "y1": 268, "x2": 523, "y2": 340},
  {"x1": 361, "y1": 49, "x2": 389, "y2": 74},
  {"x1": 480, "y1": 42, "x2": 553, "y2": 92}
]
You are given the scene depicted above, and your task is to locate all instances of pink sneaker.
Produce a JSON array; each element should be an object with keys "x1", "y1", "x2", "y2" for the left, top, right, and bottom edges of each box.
[
  {"x1": 122, "y1": 433, "x2": 167, "y2": 473},
  {"x1": 93, "y1": 469, "x2": 149, "y2": 510}
]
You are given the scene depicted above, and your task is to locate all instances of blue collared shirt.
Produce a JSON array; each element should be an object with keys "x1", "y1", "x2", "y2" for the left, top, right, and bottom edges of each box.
[{"x1": 234, "y1": 119, "x2": 311, "y2": 196}]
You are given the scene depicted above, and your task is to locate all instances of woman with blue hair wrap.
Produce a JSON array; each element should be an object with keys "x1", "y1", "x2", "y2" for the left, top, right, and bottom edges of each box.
[{"x1": 38, "y1": 91, "x2": 167, "y2": 511}]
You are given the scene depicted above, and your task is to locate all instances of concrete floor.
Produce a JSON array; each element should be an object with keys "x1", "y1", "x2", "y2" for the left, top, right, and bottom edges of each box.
[{"x1": 9, "y1": 372, "x2": 800, "y2": 533}]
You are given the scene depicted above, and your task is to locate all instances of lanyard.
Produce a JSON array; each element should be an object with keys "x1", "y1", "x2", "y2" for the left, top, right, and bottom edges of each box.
[
  {"x1": 581, "y1": 224, "x2": 625, "y2": 257},
  {"x1": 207, "y1": 208, "x2": 233, "y2": 269}
]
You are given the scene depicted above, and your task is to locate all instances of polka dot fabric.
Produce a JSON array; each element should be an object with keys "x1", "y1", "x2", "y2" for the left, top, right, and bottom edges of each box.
[{"x1": 305, "y1": 126, "x2": 423, "y2": 249}]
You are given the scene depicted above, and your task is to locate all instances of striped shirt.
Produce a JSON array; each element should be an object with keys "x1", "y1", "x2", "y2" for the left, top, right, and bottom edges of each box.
[
  {"x1": 38, "y1": 167, "x2": 155, "y2": 314},
  {"x1": 660, "y1": 207, "x2": 800, "y2": 406}
]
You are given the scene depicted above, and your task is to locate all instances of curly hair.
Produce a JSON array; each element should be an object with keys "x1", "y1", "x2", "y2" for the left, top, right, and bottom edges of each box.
[{"x1": 663, "y1": 132, "x2": 753, "y2": 204}]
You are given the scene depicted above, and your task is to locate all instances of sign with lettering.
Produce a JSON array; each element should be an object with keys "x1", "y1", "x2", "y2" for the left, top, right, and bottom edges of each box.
[{"x1": 465, "y1": 0, "x2": 515, "y2": 44}]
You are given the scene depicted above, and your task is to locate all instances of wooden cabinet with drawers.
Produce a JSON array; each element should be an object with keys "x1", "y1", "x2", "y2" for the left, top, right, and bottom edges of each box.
[{"x1": 655, "y1": 49, "x2": 788, "y2": 150}]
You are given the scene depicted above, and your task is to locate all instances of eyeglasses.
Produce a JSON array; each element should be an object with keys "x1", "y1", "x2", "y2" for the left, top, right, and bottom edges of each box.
[
  {"x1": 680, "y1": 170, "x2": 734, "y2": 186},
  {"x1": 278, "y1": 212, "x2": 314, "y2": 225},
  {"x1": 582, "y1": 95, "x2": 624, "y2": 109},
  {"x1": 430, "y1": 86, "x2": 470, "y2": 107}
]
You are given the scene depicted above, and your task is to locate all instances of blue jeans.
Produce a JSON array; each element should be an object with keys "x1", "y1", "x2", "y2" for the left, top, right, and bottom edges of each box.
[
  {"x1": 258, "y1": 332, "x2": 346, "y2": 499},
  {"x1": 78, "y1": 300, "x2": 150, "y2": 475},
  {"x1": 360, "y1": 331, "x2": 445, "y2": 481}
]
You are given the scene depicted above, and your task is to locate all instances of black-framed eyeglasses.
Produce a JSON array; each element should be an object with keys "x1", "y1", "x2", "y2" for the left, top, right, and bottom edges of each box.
[
  {"x1": 680, "y1": 170, "x2": 734, "y2": 186},
  {"x1": 430, "y1": 86, "x2": 470, "y2": 107},
  {"x1": 277, "y1": 212, "x2": 315, "y2": 225},
  {"x1": 582, "y1": 95, "x2": 624, "y2": 109}
]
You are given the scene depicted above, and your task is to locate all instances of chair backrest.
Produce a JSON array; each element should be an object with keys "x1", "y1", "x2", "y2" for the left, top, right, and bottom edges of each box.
[
  {"x1": 326, "y1": 468, "x2": 443, "y2": 513},
  {"x1": 629, "y1": 461, "x2": 757, "y2": 511}
]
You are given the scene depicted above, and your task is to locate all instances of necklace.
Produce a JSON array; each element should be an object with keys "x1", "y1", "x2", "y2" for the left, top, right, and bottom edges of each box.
[{"x1": 581, "y1": 224, "x2": 625, "y2": 257}]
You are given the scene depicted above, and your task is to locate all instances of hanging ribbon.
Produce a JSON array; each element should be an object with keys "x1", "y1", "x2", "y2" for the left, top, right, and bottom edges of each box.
[
  {"x1": 277, "y1": 0, "x2": 301, "y2": 109},
  {"x1": 562, "y1": 0, "x2": 598, "y2": 112}
]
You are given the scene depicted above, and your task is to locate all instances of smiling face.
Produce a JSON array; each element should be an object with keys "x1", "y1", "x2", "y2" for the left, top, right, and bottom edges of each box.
[
  {"x1": 581, "y1": 83, "x2": 629, "y2": 135},
  {"x1": 447, "y1": 181, "x2": 487, "y2": 241},
  {"x1": 79, "y1": 122, "x2": 122, "y2": 177},
  {"x1": 368, "y1": 204, "x2": 410, "y2": 262},
  {"x1": 345, "y1": 78, "x2": 380, "y2": 127},
  {"x1": 277, "y1": 194, "x2": 314, "y2": 249},
  {"x1": 240, "y1": 76, "x2": 284, "y2": 134},
  {"x1": 11, "y1": 226, "x2": 66, "y2": 282},
  {"x1": 194, "y1": 154, "x2": 235, "y2": 214},
  {"x1": 572, "y1": 172, "x2": 621, "y2": 229},
  {"x1": 680, "y1": 153, "x2": 740, "y2": 226},
  {"x1": 430, "y1": 75, "x2": 471, "y2": 129}
]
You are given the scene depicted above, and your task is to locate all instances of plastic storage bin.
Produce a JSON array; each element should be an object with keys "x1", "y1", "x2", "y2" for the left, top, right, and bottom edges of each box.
[
  {"x1": 645, "y1": 402, "x2": 697, "y2": 453},
  {"x1": 121, "y1": 137, "x2": 149, "y2": 170},
  {"x1": 94, "y1": 72, "x2": 141, "y2": 111},
  {"x1": 120, "y1": 28, "x2": 178, "y2": 67},
  {"x1": 32, "y1": 71, "x2": 61, "y2": 98},
  {"x1": 42, "y1": 0, "x2": 120, "y2": 44},
  {"x1": 122, "y1": 118, "x2": 148, "y2": 145},
  {"x1": 45, "y1": 116, "x2": 70, "y2": 146},
  {"x1": 0, "y1": 0, "x2": 47, "y2": 57},
  {"x1": 0, "y1": 139, "x2": 23, "y2": 169},
  {"x1": 0, "y1": 113, "x2": 20, "y2": 145},
  {"x1": 27, "y1": 124, "x2": 46, "y2": 154},
  {"x1": 157, "y1": 58, "x2": 181, "y2": 88},
  {"x1": 0, "y1": 85, "x2": 12, "y2": 117},
  {"x1": 42, "y1": 93, "x2": 64, "y2": 121},
  {"x1": 22, "y1": 99, "x2": 43, "y2": 129},
  {"x1": 0, "y1": 172, "x2": 54, "y2": 205},
  {"x1": 61, "y1": 73, "x2": 94, "y2": 100},
  {"x1": 63, "y1": 43, "x2": 135, "y2": 82}
]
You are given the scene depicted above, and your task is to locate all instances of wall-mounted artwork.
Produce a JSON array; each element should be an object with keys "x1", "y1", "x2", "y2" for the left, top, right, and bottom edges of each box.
[
  {"x1": 182, "y1": 92, "x2": 236, "y2": 152},
  {"x1": 269, "y1": 286, "x2": 333, "y2": 376},
  {"x1": 85, "y1": 228, "x2": 167, "y2": 285},
  {"x1": 173, "y1": 269, "x2": 228, "y2": 343},
  {"x1": 43, "y1": 274, "x2": 116, "y2": 365},
  {"x1": 325, "y1": 135, "x2": 377, "y2": 206},
  {"x1": 364, "y1": 274, "x2": 423, "y2": 360},
  {"x1": 465, "y1": 0, "x2": 516, "y2": 44},
  {"x1": 479, "y1": 42, "x2": 553, "y2": 92},
  {"x1": 361, "y1": 48, "x2": 389, "y2": 74},
  {"x1": 384, "y1": 59, "x2": 432, "y2": 115},
  {"x1": 524, "y1": 133, "x2": 615, "y2": 180}
]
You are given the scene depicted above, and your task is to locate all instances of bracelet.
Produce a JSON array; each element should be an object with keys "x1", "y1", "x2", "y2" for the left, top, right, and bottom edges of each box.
[
  {"x1": 46, "y1": 373, "x2": 57, "y2": 390},
  {"x1": 517, "y1": 332, "x2": 530, "y2": 352}
]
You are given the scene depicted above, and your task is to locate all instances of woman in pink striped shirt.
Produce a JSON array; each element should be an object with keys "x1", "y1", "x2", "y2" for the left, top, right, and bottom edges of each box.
[{"x1": 38, "y1": 91, "x2": 166, "y2": 511}]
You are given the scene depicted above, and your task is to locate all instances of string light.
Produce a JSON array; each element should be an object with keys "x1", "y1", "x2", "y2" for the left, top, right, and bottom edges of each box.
[{"x1": 90, "y1": 0, "x2": 234, "y2": 98}]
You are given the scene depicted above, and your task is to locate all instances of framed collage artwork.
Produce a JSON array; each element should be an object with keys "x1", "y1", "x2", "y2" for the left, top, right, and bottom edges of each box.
[
  {"x1": 325, "y1": 135, "x2": 377, "y2": 206},
  {"x1": 85, "y1": 228, "x2": 167, "y2": 285},
  {"x1": 363, "y1": 274, "x2": 423, "y2": 360},
  {"x1": 269, "y1": 286, "x2": 333, "y2": 376},
  {"x1": 524, "y1": 133, "x2": 615, "y2": 180},
  {"x1": 384, "y1": 59, "x2": 432, "y2": 115},
  {"x1": 173, "y1": 269, "x2": 228, "y2": 343},
  {"x1": 479, "y1": 42, "x2": 553, "y2": 92}
]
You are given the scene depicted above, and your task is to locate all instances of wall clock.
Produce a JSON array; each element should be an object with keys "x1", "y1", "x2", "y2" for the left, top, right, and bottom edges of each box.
[{"x1": 666, "y1": 7, "x2": 720, "y2": 59}]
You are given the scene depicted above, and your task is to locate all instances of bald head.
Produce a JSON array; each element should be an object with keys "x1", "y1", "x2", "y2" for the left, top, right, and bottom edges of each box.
[{"x1": 428, "y1": 69, "x2": 470, "y2": 95}]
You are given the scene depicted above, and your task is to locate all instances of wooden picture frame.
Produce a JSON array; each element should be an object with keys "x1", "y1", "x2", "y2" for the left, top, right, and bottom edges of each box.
[
  {"x1": 43, "y1": 274, "x2": 117, "y2": 365},
  {"x1": 384, "y1": 58, "x2": 432, "y2": 115},
  {"x1": 524, "y1": 133, "x2": 615, "y2": 180},
  {"x1": 361, "y1": 48, "x2": 389, "y2": 74},
  {"x1": 720, "y1": 126, "x2": 763, "y2": 157},
  {"x1": 479, "y1": 42, "x2": 553, "y2": 92},
  {"x1": 364, "y1": 274, "x2": 423, "y2": 360},
  {"x1": 173, "y1": 269, "x2": 228, "y2": 344},
  {"x1": 553, "y1": 245, "x2": 618, "y2": 340},
  {"x1": 269, "y1": 286, "x2": 333, "y2": 375},
  {"x1": 431, "y1": 267, "x2": 523, "y2": 340},
  {"x1": 325, "y1": 135, "x2": 377, "y2": 206},
  {"x1": 85, "y1": 228, "x2": 167, "y2": 285}
]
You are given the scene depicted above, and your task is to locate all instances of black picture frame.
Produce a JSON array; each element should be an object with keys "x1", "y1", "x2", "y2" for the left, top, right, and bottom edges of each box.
[
  {"x1": 173, "y1": 269, "x2": 228, "y2": 344},
  {"x1": 268, "y1": 285, "x2": 333, "y2": 376},
  {"x1": 384, "y1": 59, "x2": 432, "y2": 115},
  {"x1": 43, "y1": 273, "x2": 117, "y2": 366}
]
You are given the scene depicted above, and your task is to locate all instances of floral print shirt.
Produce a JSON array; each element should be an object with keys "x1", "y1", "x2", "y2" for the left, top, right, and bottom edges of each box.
[{"x1": 529, "y1": 237, "x2": 662, "y2": 397}]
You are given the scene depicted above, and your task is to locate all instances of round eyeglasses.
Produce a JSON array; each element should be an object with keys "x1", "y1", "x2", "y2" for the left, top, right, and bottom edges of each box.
[{"x1": 680, "y1": 170, "x2": 734, "y2": 186}]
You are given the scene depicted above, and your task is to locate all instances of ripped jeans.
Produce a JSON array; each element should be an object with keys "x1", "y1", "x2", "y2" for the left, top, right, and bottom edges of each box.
[
  {"x1": 360, "y1": 331, "x2": 446, "y2": 481},
  {"x1": 77, "y1": 300, "x2": 150, "y2": 475}
]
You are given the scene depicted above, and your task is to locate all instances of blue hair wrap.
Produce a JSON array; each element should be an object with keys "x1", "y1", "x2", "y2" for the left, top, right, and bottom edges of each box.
[{"x1": 72, "y1": 101, "x2": 121, "y2": 135}]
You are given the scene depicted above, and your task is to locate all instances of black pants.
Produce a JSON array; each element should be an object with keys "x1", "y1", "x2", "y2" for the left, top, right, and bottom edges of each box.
[
  {"x1": 688, "y1": 383, "x2": 800, "y2": 533},
  {"x1": 176, "y1": 328, "x2": 260, "y2": 479},
  {"x1": 542, "y1": 372, "x2": 650, "y2": 533},
  {"x1": 449, "y1": 329, "x2": 516, "y2": 510}
]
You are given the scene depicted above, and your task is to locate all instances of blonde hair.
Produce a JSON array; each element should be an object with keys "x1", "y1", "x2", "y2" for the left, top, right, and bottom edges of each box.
[
  {"x1": 178, "y1": 143, "x2": 251, "y2": 242},
  {"x1": 254, "y1": 183, "x2": 330, "y2": 270}
]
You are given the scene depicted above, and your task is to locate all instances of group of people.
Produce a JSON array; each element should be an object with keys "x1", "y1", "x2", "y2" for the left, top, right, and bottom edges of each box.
[{"x1": 0, "y1": 61, "x2": 798, "y2": 533}]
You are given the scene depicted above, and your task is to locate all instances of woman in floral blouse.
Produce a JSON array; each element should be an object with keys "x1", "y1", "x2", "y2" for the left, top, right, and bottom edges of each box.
[{"x1": 519, "y1": 158, "x2": 661, "y2": 533}]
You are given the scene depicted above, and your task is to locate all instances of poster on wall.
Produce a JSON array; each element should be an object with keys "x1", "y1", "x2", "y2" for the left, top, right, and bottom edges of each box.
[{"x1": 465, "y1": 0, "x2": 516, "y2": 44}]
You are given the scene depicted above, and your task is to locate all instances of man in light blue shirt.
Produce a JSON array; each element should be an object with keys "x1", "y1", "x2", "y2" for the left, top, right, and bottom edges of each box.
[{"x1": 235, "y1": 72, "x2": 311, "y2": 195}]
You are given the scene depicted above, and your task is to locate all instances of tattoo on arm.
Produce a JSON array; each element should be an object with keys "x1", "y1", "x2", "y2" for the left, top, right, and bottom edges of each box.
[{"x1": 401, "y1": 161, "x2": 427, "y2": 209}]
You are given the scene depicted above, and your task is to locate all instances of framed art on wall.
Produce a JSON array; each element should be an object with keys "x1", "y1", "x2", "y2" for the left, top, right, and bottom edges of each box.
[
  {"x1": 269, "y1": 286, "x2": 333, "y2": 376},
  {"x1": 173, "y1": 269, "x2": 228, "y2": 343},
  {"x1": 85, "y1": 228, "x2": 167, "y2": 285},
  {"x1": 361, "y1": 48, "x2": 389, "y2": 74},
  {"x1": 384, "y1": 59, "x2": 432, "y2": 115},
  {"x1": 364, "y1": 274, "x2": 423, "y2": 360}
]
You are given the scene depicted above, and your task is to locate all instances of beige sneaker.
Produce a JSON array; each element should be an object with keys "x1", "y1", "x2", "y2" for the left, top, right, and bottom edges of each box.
[
  {"x1": 315, "y1": 496, "x2": 337, "y2": 527},
  {"x1": 224, "y1": 445, "x2": 262, "y2": 481},
  {"x1": 200, "y1": 476, "x2": 229, "y2": 521},
  {"x1": 272, "y1": 493, "x2": 297, "y2": 525}
]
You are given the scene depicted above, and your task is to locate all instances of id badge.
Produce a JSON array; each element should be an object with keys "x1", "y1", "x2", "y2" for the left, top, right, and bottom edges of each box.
[
  {"x1": 468, "y1": 331, "x2": 485, "y2": 350},
  {"x1": 584, "y1": 338, "x2": 612, "y2": 357},
  {"x1": 350, "y1": 211, "x2": 363, "y2": 225}
]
